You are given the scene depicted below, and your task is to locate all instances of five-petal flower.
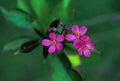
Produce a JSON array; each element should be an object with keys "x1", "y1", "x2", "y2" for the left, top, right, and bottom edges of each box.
[
  {"x1": 78, "y1": 42, "x2": 95, "y2": 57},
  {"x1": 42, "y1": 33, "x2": 64, "y2": 53}
]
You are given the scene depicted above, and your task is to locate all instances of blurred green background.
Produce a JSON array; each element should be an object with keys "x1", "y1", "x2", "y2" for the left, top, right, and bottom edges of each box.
[{"x1": 0, "y1": 0, "x2": 120, "y2": 81}]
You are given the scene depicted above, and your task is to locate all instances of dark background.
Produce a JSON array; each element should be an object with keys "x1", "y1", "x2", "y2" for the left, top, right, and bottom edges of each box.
[{"x1": 0, "y1": 0, "x2": 120, "y2": 81}]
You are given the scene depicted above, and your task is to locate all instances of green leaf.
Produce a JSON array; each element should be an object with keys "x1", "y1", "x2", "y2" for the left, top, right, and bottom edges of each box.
[
  {"x1": 3, "y1": 37, "x2": 34, "y2": 52},
  {"x1": 31, "y1": 0, "x2": 49, "y2": 19},
  {"x1": 17, "y1": 0, "x2": 30, "y2": 13},
  {"x1": 67, "y1": 55, "x2": 81, "y2": 67},
  {"x1": 63, "y1": 0, "x2": 71, "y2": 9},
  {"x1": 50, "y1": 0, "x2": 72, "y2": 22},
  {"x1": 0, "y1": 7, "x2": 33, "y2": 28},
  {"x1": 49, "y1": 53, "x2": 82, "y2": 81},
  {"x1": 32, "y1": 20, "x2": 45, "y2": 35}
]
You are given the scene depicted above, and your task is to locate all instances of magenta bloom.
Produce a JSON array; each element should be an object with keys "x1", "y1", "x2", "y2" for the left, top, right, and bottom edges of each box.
[
  {"x1": 77, "y1": 35, "x2": 95, "y2": 57},
  {"x1": 66, "y1": 25, "x2": 87, "y2": 48},
  {"x1": 42, "y1": 33, "x2": 64, "y2": 53},
  {"x1": 78, "y1": 42, "x2": 95, "y2": 57}
]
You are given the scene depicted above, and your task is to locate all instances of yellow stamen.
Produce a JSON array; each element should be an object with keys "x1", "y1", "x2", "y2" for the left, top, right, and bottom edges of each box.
[
  {"x1": 75, "y1": 31, "x2": 80, "y2": 37},
  {"x1": 51, "y1": 40, "x2": 56, "y2": 45},
  {"x1": 84, "y1": 45, "x2": 89, "y2": 50}
]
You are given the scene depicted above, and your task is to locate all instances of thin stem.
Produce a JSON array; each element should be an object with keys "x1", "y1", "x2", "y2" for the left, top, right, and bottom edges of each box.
[
  {"x1": 56, "y1": 31, "x2": 61, "y2": 34},
  {"x1": 61, "y1": 28, "x2": 65, "y2": 34}
]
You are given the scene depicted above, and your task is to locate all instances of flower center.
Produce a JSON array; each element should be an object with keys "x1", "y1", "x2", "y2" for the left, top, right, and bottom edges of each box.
[
  {"x1": 51, "y1": 40, "x2": 56, "y2": 45},
  {"x1": 75, "y1": 31, "x2": 80, "y2": 37},
  {"x1": 83, "y1": 45, "x2": 89, "y2": 50}
]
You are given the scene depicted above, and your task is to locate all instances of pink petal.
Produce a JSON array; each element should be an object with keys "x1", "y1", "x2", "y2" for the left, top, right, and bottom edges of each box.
[
  {"x1": 48, "y1": 45, "x2": 56, "y2": 53},
  {"x1": 80, "y1": 35, "x2": 91, "y2": 43},
  {"x1": 72, "y1": 25, "x2": 79, "y2": 34},
  {"x1": 49, "y1": 33, "x2": 56, "y2": 40},
  {"x1": 42, "y1": 39, "x2": 51, "y2": 46},
  {"x1": 73, "y1": 39, "x2": 82, "y2": 48},
  {"x1": 78, "y1": 41, "x2": 83, "y2": 48},
  {"x1": 88, "y1": 43, "x2": 95, "y2": 50},
  {"x1": 78, "y1": 48, "x2": 83, "y2": 56},
  {"x1": 79, "y1": 26, "x2": 87, "y2": 35},
  {"x1": 57, "y1": 35, "x2": 64, "y2": 42},
  {"x1": 66, "y1": 34, "x2": 76, "y2": 41},
  {"x1": 83, "y1": 49, "x2": 91, "y2": 57},
  {"x1": 56, "y1": 43, "x2": 63, "y2": 51}
]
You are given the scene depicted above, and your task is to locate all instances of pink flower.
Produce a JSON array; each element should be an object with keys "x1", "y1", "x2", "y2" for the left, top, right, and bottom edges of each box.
[
  {"x1": 77, "y1": 35, "x2": 95, "y2": 57},
  {"x1": 42, "y1": 33, "x2": 64, "y2": 53},
  {"x1": 66, "y1": 25, "x2": 87, "y2": 48},
  {"x1": 74, "y1": 35, "x2": 91, "y2": 49},
  {"x1": 78, "y1": 42, "x2": 95, "y2": 57}
]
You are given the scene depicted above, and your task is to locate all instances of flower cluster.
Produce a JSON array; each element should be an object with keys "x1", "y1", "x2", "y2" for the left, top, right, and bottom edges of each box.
[
  {"x1": 66, "y1": 25, "x2": 95, "y2": 57},
  {"x1": 42, "y1": 24, "x2": 95, "y2": 57}
]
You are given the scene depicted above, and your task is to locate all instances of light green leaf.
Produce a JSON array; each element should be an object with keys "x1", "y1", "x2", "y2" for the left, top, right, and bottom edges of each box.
[
  {"x1": 50, "y1": 0, "x2": 72, "y2": 22},
  {"x1": 0, "y1": 7, "x2": 33, "y2": 28},
  {"x1": 63, "y1": 0, "x2": 71, "y2": 9},
  {"x1": 3, "y1": 37, "x2": 33, "y2": 52},
  {"x1": 17, "y1": 0, "x2": 30, "y2": 13},
  {"x1": 31, "y1": 0, "x2": 49, "y2": 19},
  {"x1": 67, "y1": 55, "x2": 81, "y2": 67},
  {"x1": 49, "y1": 53, "x2": 82, "y2": 81}
]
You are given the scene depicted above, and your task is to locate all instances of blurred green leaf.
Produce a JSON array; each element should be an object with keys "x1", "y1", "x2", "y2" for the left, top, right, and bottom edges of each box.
[
  {"x1": 32, "y1": 20, "x2": 45, "y2": 34},
  {"x1": 0, "y1": 7, "x2": 33, "y2": 28},
  {"x1": 50, "y1": 0, "x2": 72, "y2": 22},
  {"x1": 67, "y1": 55, "x2": 81, "y2": 67},
  {"x1": 31, "y1": 0, "x2": 49, "y2": 19},
  {"x1": 17, "y1": 0, "x2": 30, "y2": 13},
  {"x1": 63, "y1": 0, "x2": 71, "y2": 9},
  {"x1": 49, "y1": 53, "x2": 82, "y2": 81},
  {"x1": 3, "y1": 37, "x2": 33, "y2": 52}
]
